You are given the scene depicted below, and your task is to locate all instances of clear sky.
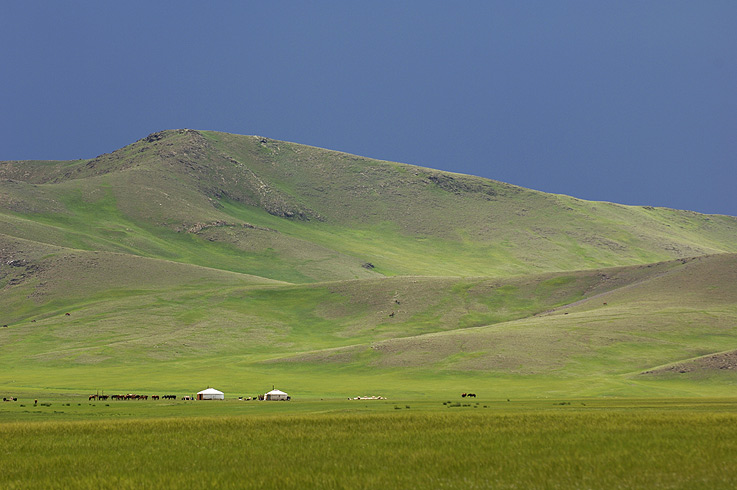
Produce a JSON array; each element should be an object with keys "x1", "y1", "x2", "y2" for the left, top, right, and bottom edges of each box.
[{"x1": 2, "y1": 1, "x2": 736, "y2": 216}]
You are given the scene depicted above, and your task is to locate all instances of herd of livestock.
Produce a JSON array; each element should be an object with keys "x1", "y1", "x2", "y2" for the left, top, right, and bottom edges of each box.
[{"x1": 88, "y1": 394, "x2": 190, "y2": 401}]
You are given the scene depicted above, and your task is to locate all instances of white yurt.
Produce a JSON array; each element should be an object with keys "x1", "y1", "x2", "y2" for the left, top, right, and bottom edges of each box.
[
  {"x1": 197, "y1": 387, "x2": 224, "y2": 400},
  {"x1": 264, "y1": 389, "x2": 289, "y2": 401}
]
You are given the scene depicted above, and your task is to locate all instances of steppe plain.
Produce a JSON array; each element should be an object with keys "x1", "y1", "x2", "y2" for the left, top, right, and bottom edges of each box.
[{"x1": 2, "y1": 129, "x2": 737, "y2": 488}]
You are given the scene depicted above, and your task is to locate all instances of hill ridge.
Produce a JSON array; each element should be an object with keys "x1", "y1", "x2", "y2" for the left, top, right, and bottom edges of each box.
[{"x1": 3, "y1": 129, "x2": 737, "y2": 281}]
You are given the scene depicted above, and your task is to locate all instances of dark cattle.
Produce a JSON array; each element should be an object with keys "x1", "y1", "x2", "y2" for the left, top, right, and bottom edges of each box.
[
  {"x1": 151, "y1": 395, "x2": 159, "y2": 400},
  {"x1": 467, "y1": 393, "x2": 477, "y2": 398},
  {"x1": 89, "y1": 394, "x2": 97, "y2": 401},
  {"x1": 389, "y1": 312, "x2": 395, "y2": 318},
  {"x1": 65, "y1": 313, "x2": 71, "y2": 316},
  {"x1": 461, "y1": 393, "x2": 467, "y2": 398}
]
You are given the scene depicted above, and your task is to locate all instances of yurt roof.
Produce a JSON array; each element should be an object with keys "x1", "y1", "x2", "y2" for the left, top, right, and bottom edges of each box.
[
  {"x1": 197, "y1": 388, "x2": 224, "y2": 395},
  {"x1": 266, "y1": 389, "x2": 288, "y2": 395}
]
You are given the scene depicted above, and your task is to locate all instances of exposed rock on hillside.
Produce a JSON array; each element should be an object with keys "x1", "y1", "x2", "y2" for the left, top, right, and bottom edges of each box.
[{"x1": 642, "y1": 350, "x2": 737, "y2": 375}]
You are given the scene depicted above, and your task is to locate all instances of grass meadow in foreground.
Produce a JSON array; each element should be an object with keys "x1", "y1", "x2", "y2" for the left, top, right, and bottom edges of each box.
[{"x1": 2, "y1": 400, "x2": 737, "y2": 489}]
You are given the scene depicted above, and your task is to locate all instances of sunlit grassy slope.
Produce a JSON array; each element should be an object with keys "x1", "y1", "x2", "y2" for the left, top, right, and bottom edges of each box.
[
  {"x1": 1, "y1": 129, "x2": 736, "y2": 397},
  {"x1": 2, "y1": 129, "x2": 736, "y2": 281}
]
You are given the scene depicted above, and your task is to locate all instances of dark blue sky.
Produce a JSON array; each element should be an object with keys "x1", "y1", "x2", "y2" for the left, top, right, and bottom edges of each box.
[{"x1": 2, "y1": 2, "x2": 736, "y2": 215}]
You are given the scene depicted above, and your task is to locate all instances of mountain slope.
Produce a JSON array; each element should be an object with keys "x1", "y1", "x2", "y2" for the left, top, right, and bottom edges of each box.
[
  {"x1": 0, "y1": 252, "x2": 714, "y2": 364},
  {"x1": 1, "y1": 129, "x2": 736, "y2": 397},
  {"x1": 258, "y1": 254, "x2": 737, "y2": 392},
  {"x1": 2, "y1": 129, "x2": 737, "y2": 283}
]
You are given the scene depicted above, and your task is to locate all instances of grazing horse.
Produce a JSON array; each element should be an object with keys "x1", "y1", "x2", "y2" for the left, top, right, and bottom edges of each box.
[
  {"x1": 89, "y1": 394, "x2": 97, "y2": 401},
  {"x1": 467, "y1": 393, "x2": 477, "y2": 398}
]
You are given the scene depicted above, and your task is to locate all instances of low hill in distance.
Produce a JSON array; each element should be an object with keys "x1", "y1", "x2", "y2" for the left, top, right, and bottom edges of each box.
[{"x1": 1, "y1": 129, "x2": 736, "y2": 398}]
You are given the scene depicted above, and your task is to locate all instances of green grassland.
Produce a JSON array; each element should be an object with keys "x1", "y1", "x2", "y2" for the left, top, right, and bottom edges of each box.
[
  {"x1": 1, "y1": 128, "x2": 737, "y2": 400},
  {"x1": 2, "y1": 252, "x2": 736, "y2": 398},
  {"x1": 2, "y1": 129, "x2": 737, "y2": 488},
  {"x1": 2, "y1": 399, "x2": 737, "y2": 489}
]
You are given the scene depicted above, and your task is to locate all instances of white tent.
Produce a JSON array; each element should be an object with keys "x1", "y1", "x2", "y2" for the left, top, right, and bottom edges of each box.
[
  {"x1": 264, "y1": 389, "x2": 289, "y2": 401},
  {"x1": 197, "y1": 388, "x2": 224, "y2": 400}
]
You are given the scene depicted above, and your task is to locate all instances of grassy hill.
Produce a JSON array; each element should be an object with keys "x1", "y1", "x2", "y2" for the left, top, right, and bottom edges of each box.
[{"x1": 1, "y1": 129, "x2": 736, "y2": 398}]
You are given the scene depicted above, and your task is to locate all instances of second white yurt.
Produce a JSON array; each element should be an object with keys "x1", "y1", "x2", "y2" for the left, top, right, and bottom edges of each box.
[
  {"x1": 264, "y1": 389, "x2": 289, "y2": 401},
  {"x1": 197, "y1": 388, "x2": 224, "y2": 400}
]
